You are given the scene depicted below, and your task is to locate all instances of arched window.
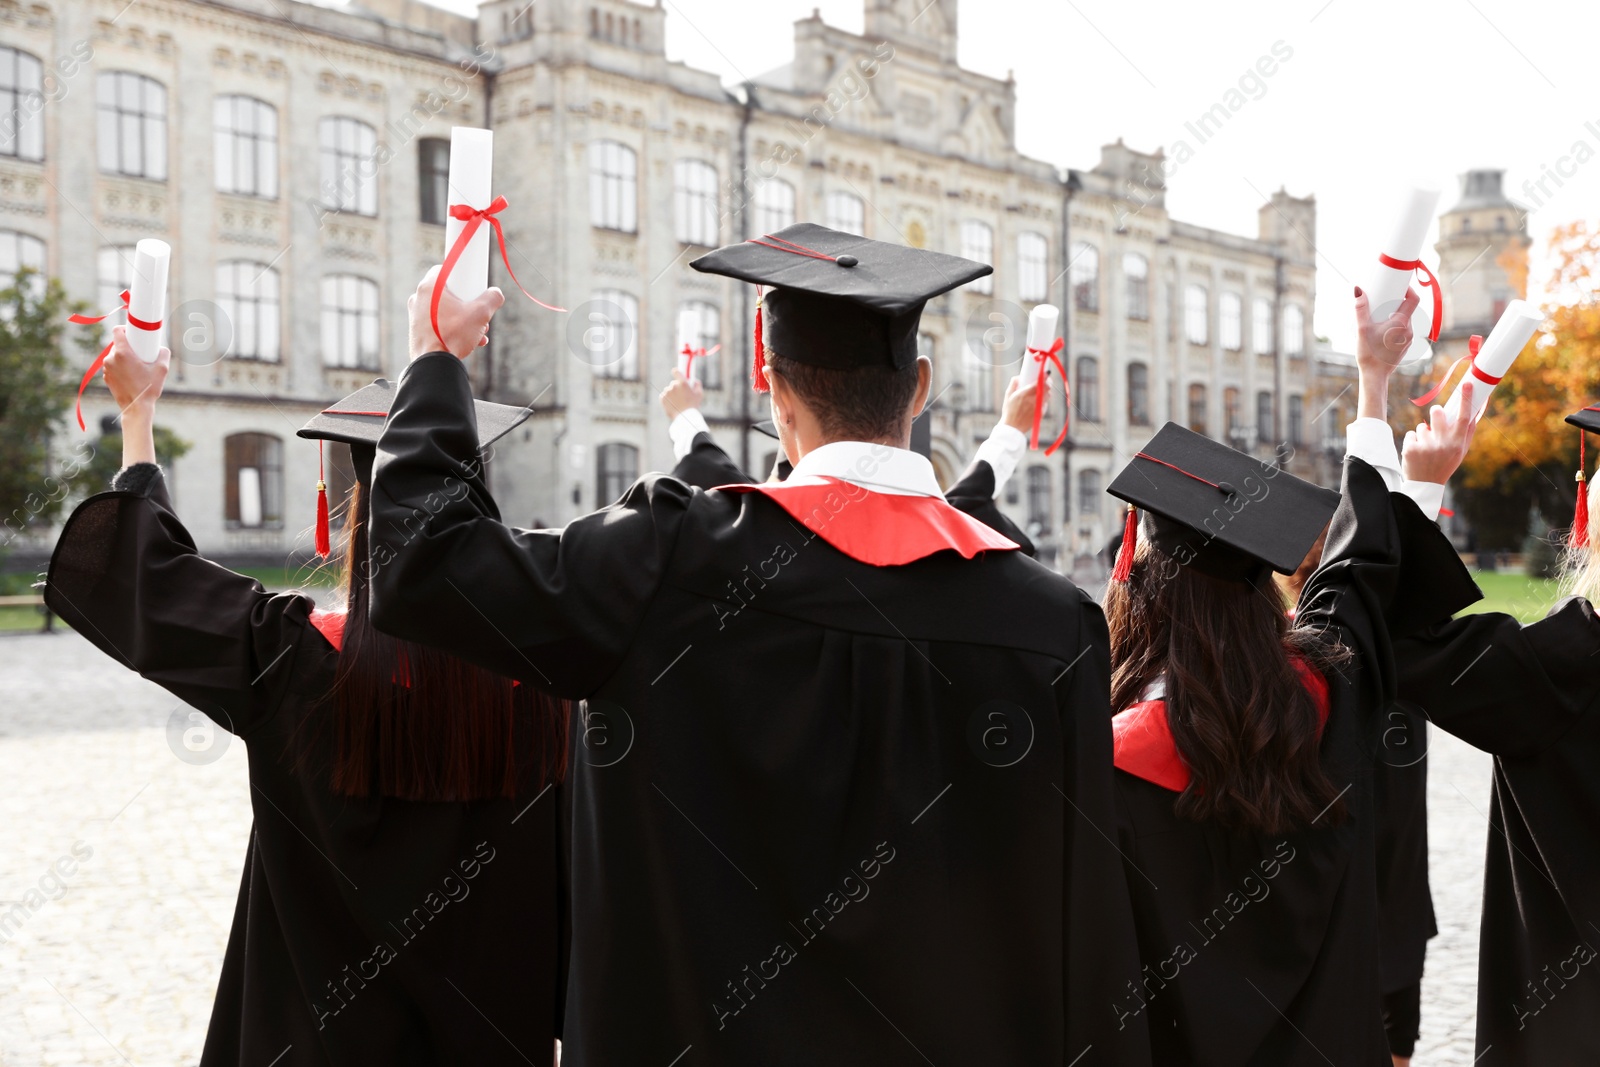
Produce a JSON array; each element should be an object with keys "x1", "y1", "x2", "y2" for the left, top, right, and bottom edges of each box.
[
  {"x1": 1075, "y1": 355, "x2": 1099, "y2": 422},
  {"x1": 1219, "y1": 292, "x2": 1243, "y2": 351},
  {"x1": 217, "y1": 260, "x2": 281, "y2": 362},
  {"x1": 1, "y1": 47, "x2": 45, "y2": 161},
  {"x1": 1123, "y1": 253, "x2": 1148, "y2": 321},
  {"x1": 961, "y1": 220, "x2": 994, "y2": 294},
  {"x1": 589, "y1": 140, "x2": 638, "y2": 232},
  {"x1": 674, "y1": 159, "x2": 719, "y2": 246},
  {"x1": 1017, "y1": 232, "x2": 1048, "y2": 303},
  {"x1": 97, "y1": 72, "x2": 167, "y2": 180},
  {"x1": 1077, "y1": 468, "x2": 1102, "y2": 518},
  {"x1": 596, "y1": 442, "x2": 639, "y2": 505},
  {"x1": 1026, "y1": 466, "x2": 1052, "y2": 529},
  {"x1": 1252, "y1": 296, "x2": 1274, "y2": 355},
  {"x1": 214, "y1": 95, "x2": 278, "y2": 198},
  {"x1": 1283, "y1": 303, "x2": 1306, "y2": 357},
  {"x1": 1288, "y1": 394, "x2": 1304, "y2": 446},
  {"x1": 1257, "y1": 390, "x2": 1274, "y2": 444},
  {"x1": 1224, "y1": 386, "x2": 1242, "y2": 440},
  {"x1": 418, "y1": 137, "x2": 450, "y2": 225},
  {"x1": 224, "y1": 432, "x2": 283, "y2": 529},
  {"x1": 590, "y1": 289, "x2": 639, "y2": 380},
  {"x1": 1071, "y1": 242, "x2": 1099, "y2": 312},
  {"x1": 319, "y1": 116, "x2": 377, "y2": 215},
  {"x1": 754, "y1": 178, "x2": 796, "y2": 234},
  {"x1": 677, "y1": 300, "x2": 720, "y2": 388},
  {"x1": 320, "y1": 274, "x2": 380, "y2": 369},
  {"x1": 1187, "y1": 383, "x2": 1208, "y2": 434},
  {"x1": 1127, "y1": 362, "x2": 1150, "y2": 425},
  {"x1": 825, "y1": 191, "x2": 864, "y2": 236},
  {"x1": 1184, "y1": 284, "x2": 1208, "y2": 345},
  {"x1": 0, "y1": 229, "x2": 45, "y2": 296}
]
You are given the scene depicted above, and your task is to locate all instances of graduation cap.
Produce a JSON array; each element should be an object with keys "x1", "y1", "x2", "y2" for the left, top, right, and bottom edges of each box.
[
  {"x1": 1106, "y1": 422, "x2": 1339, "y2": 585},
  {"x1": 689, "y1": 223, "x2": 992, "y2": 390},
  {"x1": 1562, "y1": 403, "x2": 1600, "y2": 548},
  {"x1": 297, "y1": 380, "x2": 532, "y2": 557}
]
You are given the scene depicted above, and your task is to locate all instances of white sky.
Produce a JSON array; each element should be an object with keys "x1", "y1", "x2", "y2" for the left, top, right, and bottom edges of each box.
[{"x1": 423, "y1": 0, "x2": 1600, "y2": 350}]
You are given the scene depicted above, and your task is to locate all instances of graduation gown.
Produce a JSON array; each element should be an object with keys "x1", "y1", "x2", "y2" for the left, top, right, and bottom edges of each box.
[
  {"x1": 1394, "y1": 596, "x2": 1600, "y2": 1065},
  {"x1": 368, "y1": 353, "x2": 1151, "y2": 1067},
  {"x1": 44, "y1": 466, "x2": 562, "y2": 1066},
  {"x1": 1108, "y1": 458, "x2": 1428, "y2": 1066}
]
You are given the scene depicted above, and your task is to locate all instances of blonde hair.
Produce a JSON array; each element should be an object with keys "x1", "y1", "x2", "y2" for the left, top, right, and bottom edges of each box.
[{"x1": 1559, "y1": 475, "x2": 1600, "y2": 603}]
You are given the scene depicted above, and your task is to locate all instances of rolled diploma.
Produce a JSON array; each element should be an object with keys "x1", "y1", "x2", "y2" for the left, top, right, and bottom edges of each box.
[
  {"x1": 1021, "y1": 304, "x2": 1060, "y2": 384},
  {"x1": 444, "y1": 127, "x2": 493, "y2": 300},
  {"x1": 1444, "y1": 299, "x2": 1543, "y2": 422},
  {"x1": 127, "y1": 238, "x2": 169, "y2": 364},
  {"x1": 676, "y1": 344, "x2": 695, "y2": 383},
  {"x1": 1368, "y1": 188, "x2": 1439, "y2": 361},
  {"x1": 238, "y1": 467, "x2": 262, "y2": 528}
]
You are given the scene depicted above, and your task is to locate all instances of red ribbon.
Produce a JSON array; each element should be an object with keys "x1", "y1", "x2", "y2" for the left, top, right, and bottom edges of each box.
[
  {"x1": 431, "y1": 196, "x2": 564, "y2": 352},
  {"x1": 1411, "y1": 335, "x2": 1496, "y2": 413},
  {"x1": 1024, "y1": 338, "x2": 1070, "y2": 455},
  {"x1": 679, "y1": 342, "x2": 719, "y2": 383},
  {"x1": 67, "y1": 289, "x2": 162, "y2": 432},
  {"x1": 748, "y1": 234, "x2": 838, "y2": 261},
  {"x1": 1378, "y1": 253, "x2": 1444, "y2": 342},
  {"x1": 1134, "y1": 451, "x2": 1226, "y2": 490}
]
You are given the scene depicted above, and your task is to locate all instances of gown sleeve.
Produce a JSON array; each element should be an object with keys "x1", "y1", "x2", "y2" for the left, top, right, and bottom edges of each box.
[
  {"x1": 1393, "y1": 597, "x2": 1600, "y2": 758},
  {"x1": 670, "y1": 431, "x2": 755, "y2": 489},
  {"x1": 368, "y1": 353, "x2": 693, "y2": 699},
  {"x1": 943, "y1": 460, "x2": 1036, "y2": 558},
  {"x1": 43, "y1": 465, "x2": 320, "y2": 738}
]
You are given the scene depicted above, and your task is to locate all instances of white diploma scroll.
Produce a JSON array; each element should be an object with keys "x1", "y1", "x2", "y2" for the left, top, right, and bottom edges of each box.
[
  {"x1": 1367, "y1": 187, "x2": 1440, "y2": 370},
  {"x1": 127, "y1": 238, "x2": 170, "y2": 364},
  {"x1": 1444, "y1": 299, "x2": 1544, "y2": 423},
  {"x1": 1021, "y1": 304, "x2": 1060, "y2": 385},
  {"x1": 676, "y1": 344, "x2": 696, "y2": 383},
  {"x1": 443, "y1": 127, "x2": 493, "y2": 300}
]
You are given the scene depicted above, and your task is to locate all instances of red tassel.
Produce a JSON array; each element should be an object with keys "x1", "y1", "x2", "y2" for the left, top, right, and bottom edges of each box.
[
  {"x1": 1111, "y1": 506, "x2": 1138, "y2": 582},
  {"x1": 315, "y1": 441, "x2": 331, "y2": 558},
  {"x1": 1572, "y1": 433, "x2": 1589, "y2": 551},
  {"x1": 751, "y1": 287, "x2": 770, "y2": 393}
]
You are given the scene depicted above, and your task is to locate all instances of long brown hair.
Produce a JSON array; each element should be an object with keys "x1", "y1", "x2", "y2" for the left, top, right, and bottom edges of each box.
[
  {"x1": 306, "y1": 479, "x2": 569, "y2": 801},
  {"x1": 1105, "y1": 540, "x2": 1349, "y2": 834}
]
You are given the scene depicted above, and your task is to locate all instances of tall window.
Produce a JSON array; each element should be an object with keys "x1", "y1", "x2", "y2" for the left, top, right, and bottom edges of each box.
[
  {"x1": 677, "y1": 300, "x2": 720, "y2": 388},
  {"x1": 319, "y1": 116, "x2": 377, "y2": 215},
  {"x1": 753, "y1": 178, "x2": 796, "y2": 234},
  {"x1": 825, "y1": 191, "x2": 864, "y2": 236},
  {"x1": 961, "y1": 221, "x2": 994, "y2": 294},
  {"x1": 418, "y1": 137, "x2": 450, "y2": 225},
  {"x1": 1283, "y1": 303, "x2": 1306, "y2": 357},
  {"x1": 1224, "y1": 386, "x2": 1241, "y2": 440},
  {"x1": 590, "y1": 289, "x2": 640, "y2": 380},
  {"x1": 1017, "y1": 232, "x2": 1048, "y2": 303},
  {"x1": 1124, "y1": 253, "x2": 1149, "y2": 321},
  {"x1": 1075, "y1": 355, "x2": 1100, "y2": 422},
  {"x1": 1187, "y1": 383, "x2": 1208, "y2": 434},
  {"x1": 97, "y1": 72, "x2": 167, "y2": 180},
  {"x1": 214, "y1": 95, "x2": 278, "y2": 198},
  {"x1": 1252, "y1": 297, "x2": 1274, "y2": 355},
  {"x1": 1256, "y1": 390, "x2": 1274, "y2": 444},
  {"x1": 1077, "y1": 468, "x2": 1102, "y2": 517},
  {"x1": 0, "y1": 230, "x2": 44, "y2": 295},
  {"x1": 1127, "y1": 363, "x2": 1150, "y2": 425},
  {"x1": 216, "y1": 261, "x2": 281, "y2": 362},
  {"x1": 1288, "y1": 394, "x2": 1304, "y2": 446},
  {"x1": 320, "y1": 274, "x2": 380, "y2": 369},
  {"x1": 964, "y1": 339, "x2": 993, "y2": 411},
  {"x1": 588, "y1": 140, "x2": 638, "y2": 232},
  {"x1": 1071, "y1": 242, "x2": 1099, "y2": 312},
  {"x1": 224, "y1": 433, "x2": 283, "y2": 529},
  {"x1": 596, "y1": 442, "x2": 639, "y2": 505},
  {"x1": 674, "y1": 159, "x2": 719, "y2": 246},
  {"x1": 1219, "y1": 292, "x2": 1243, "y2": 351},
  {"x1": 1026, "y1": 467, "x2": 1052, "y2": 529},
  {"x1": 1184, "y1": 284, "x2": 1208, "y2": 345},
  {"x1": 0, "y1": 47, "x2": 44, "y2": 162}
]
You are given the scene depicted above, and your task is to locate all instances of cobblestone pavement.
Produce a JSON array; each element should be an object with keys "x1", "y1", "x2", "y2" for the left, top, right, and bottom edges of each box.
[{"x1": 0, "y1": 631, "x2": 1496, "y2": 1065}]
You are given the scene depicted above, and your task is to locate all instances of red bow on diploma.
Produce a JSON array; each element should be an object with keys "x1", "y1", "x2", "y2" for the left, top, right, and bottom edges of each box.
[
  {"x1": 431, "y1": 196, "x2": 565, "y2": 351},
  {"x1": 680, "y1": 343, "x2": 720, "y2": 382},
  {"x1": 68, "y1": 289, "x2": 160, "y2": 432},
  {"x1": 1025, "y1": 337, "x2": 1070, "y2": 455},
  {"x1": 1378, "y1": 253, "x2": 1444, "y2": 343},
  {"x1": 1411, "y1": 334, "x2": 1496, "y2": 417}
]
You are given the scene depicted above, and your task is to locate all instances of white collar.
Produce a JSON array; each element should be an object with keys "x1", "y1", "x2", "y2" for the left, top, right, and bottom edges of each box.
[{"x1": 789, "y1": 440, "x2": 945, "y2": 498}]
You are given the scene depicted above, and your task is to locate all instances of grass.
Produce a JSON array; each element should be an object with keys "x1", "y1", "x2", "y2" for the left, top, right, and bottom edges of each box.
[
  {"x1": 236, "y1": 564, "x2": 342, "y2": 593},
  {"x1": 1460, "y1": 569, "x2": 1562, "y2": 624}
]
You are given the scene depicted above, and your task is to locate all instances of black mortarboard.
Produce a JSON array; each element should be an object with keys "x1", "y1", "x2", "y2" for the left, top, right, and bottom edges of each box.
[
  {"x1": 1562, "y1": 404, "x2": 1600, "y2": 548},
  {"x1": 1106, "y1": 422, "x2": 1339, "y2": 584},
  {"x1": 689, "y1": 223, "x2": 991, "y2": 389},
  {"x1": 296, "y1": 380, "x2": 531, "y2": 555}
]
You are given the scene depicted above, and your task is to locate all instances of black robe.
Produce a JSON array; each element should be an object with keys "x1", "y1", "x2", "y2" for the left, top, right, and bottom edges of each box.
[
  {"x1": 1394, "y1": 596, "x2": 1600, "y2": 1065},
  {"x1": 44, "y1": 467, "x2": 562, "y2": 1066},
  {"x1": 368, "y1": 352, "x2": 1151, "y2": 1066},
  {"x1": 1108, "y1": 459, "x2": 1441, "y2": 1066}
]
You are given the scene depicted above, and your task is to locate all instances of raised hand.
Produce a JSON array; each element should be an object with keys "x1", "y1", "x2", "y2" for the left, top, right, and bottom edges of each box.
[
  {"x1": 658, "y1": 369, "x2": 704, "y2": 421},
  {"x1": 1402, "y1": 380, "x2": 1477, "y2": 485},
  {"x1": 1354, "y1": 285, "x2": 1420, "y2": 421},
  {"x1": 408, "y1": 266, "x2": 505, "y2": 361},
  {"x1": 1000, "y1": 373, "x2": 1045, "y2": 435}
]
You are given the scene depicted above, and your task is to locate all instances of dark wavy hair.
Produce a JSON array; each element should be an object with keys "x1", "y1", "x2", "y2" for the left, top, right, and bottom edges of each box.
[
  {"x1": 1104, "y1": 540, "x2": 1349, "y2": 834},
  {"x1": 304, "y1": 478, "x2": 569, "y2": 801}
]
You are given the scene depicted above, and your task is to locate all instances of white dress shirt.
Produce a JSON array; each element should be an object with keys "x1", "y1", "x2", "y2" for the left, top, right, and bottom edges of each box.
[
  {"x1": 668, "y1": 408, "x2": 712, "y2": 461},
  {"x1": 1344, "y1": 418, "x2": 1446, "y2": 521}
]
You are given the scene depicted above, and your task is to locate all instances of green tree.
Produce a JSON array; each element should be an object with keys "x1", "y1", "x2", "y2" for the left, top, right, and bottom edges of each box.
[{"x1": 65, "y1": 425, "x2": 191, "y2": 499}]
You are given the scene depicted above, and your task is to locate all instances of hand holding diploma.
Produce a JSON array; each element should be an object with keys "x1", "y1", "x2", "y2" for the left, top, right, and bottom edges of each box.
[
  {"x1": 1402, "y1": 380, "x2": 1477, "y2": 486},
  {"x1": 1013, "y1": 304, "x2": 1067, "y2": 453},
  {"x1": 100, "y1": 325, "x2": 169, "y2": 468},
  {"x1": 409, "y1": 265, "x2": 503, "y2": 361},
  {"x1": 659, "y1": 369, "x2": 704, "y2": 421},
  {"x1": 69, "y1": 237, "x2": 170, "y2": 430},
  {"x1": 1366, "y1": 187, "x2": 1443, "y2": 370}
]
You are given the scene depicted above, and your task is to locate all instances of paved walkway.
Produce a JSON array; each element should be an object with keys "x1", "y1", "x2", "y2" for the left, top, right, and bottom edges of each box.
[{"x1": 0, "y1": 630, "x2": 1495, "y2": 1065}]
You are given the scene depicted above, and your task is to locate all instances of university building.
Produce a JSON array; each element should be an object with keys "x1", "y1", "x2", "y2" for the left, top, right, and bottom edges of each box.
[{"x1": 2, "y1": 0, "x2": 1322, "y2": 569}]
